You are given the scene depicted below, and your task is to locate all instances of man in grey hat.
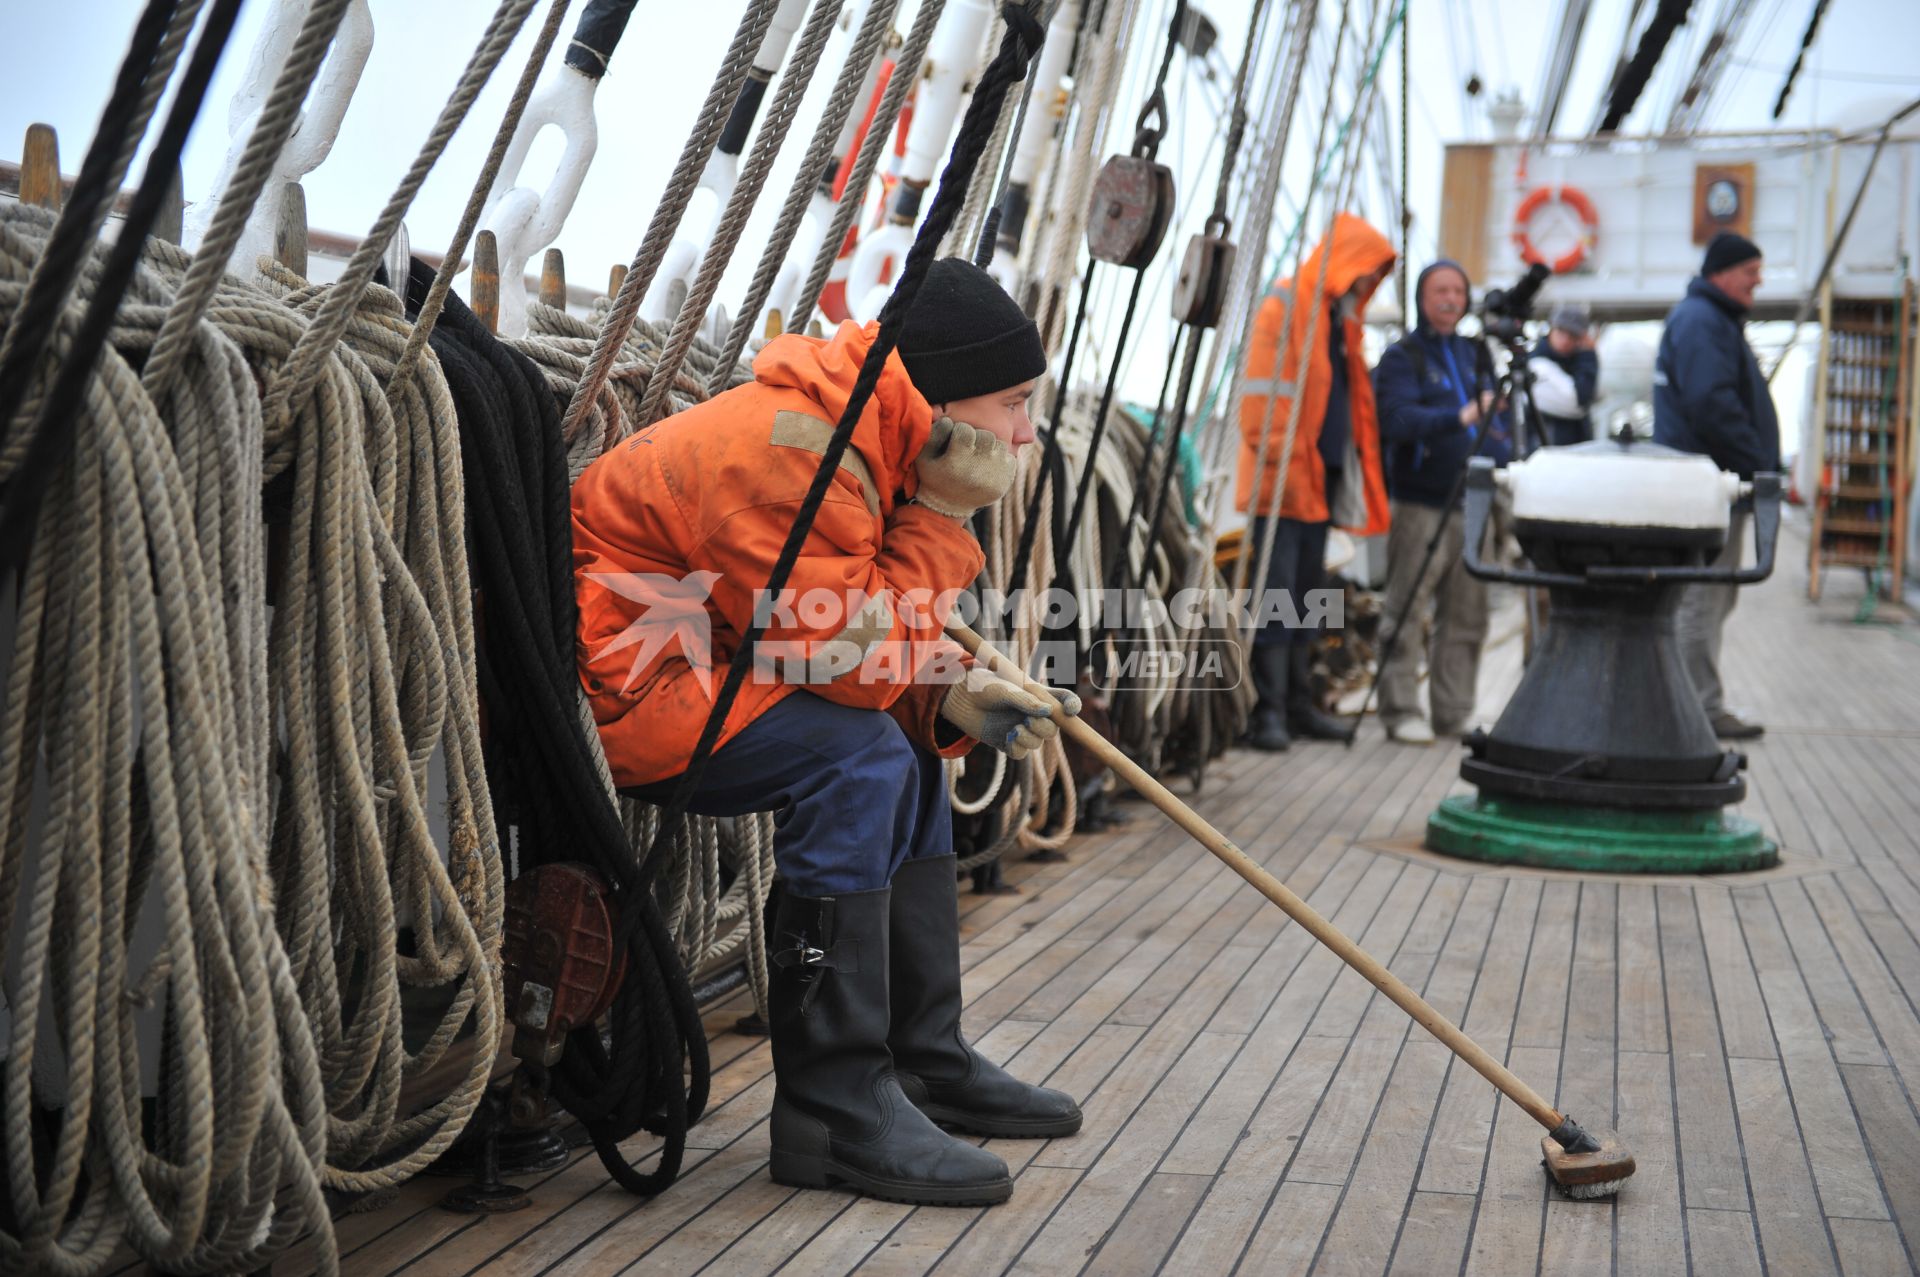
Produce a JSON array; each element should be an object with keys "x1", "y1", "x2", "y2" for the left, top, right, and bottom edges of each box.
[{"x1": 1527, "y1": 303, "x2": 1599, "y2": 448}]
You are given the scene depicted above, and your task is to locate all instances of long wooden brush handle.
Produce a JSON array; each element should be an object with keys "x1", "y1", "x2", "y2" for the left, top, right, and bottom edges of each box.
[{"x1": 949, "y1": 620, "x2": 1566, "y2": 1135}]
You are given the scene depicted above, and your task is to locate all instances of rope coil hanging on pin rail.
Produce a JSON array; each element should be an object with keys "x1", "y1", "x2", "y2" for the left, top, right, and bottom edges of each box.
[
  {"x1": 1086, "y1": 88, "x2": 1177, "y2": 267},
  {"x1": 1512, "y1": 184, "x2": 1598, "y2": 275}
]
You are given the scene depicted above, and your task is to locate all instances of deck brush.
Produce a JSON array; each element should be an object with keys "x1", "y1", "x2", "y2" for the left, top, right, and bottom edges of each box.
[{"x1": 949, "y1": 621, "x2": 1642, "y2": 1201}]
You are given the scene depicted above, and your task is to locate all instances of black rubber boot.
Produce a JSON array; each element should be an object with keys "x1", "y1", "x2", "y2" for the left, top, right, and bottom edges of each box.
[
  {"x1": 1286, "y1": 642, "x2": 1349, "y2": 740},
  {"x1": 1247, "y1": 642, "x2": 1292, "y2": 751},
  {"x1": 767, "y1": 886, "x2": 1012, "y2": 1205},
  {"x1": 888, "y1": 856, "x2": 1084, "y2": 1138}
]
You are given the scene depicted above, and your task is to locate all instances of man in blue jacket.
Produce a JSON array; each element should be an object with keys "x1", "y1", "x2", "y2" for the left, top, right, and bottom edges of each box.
[
  {"x1": 1652, "y1": 232, "x2": 1779, "y2": 740},
  {"x1": 1371, "y1": 260, "x2": 1511, "y2": 744}
]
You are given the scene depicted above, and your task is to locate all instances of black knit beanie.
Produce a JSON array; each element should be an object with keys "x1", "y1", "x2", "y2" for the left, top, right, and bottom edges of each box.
[
  {"x1": 897, "y1": 258, "x2": 1048, "y2": 406},
  {"x1": 1702, "y1": 231, "x2": 1761, "y2": 277}
]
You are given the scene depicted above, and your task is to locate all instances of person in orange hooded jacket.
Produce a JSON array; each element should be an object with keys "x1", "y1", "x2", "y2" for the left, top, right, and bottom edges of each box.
[
  {"x1": 572, "y1": 259, "x2": 1082, "y2": 1208},
  {"x1": 1234, "y1": 212, "x2": 1396, "y2": 750}
]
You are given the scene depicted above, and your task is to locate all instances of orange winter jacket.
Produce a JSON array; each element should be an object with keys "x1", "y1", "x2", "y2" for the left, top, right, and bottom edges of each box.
[
  {"x1": 572, "y1": 321, "x2": 985, "y2": 788},
  {"x1": 1235, "y1": 212, "x2": 1397, "y2": 535}
]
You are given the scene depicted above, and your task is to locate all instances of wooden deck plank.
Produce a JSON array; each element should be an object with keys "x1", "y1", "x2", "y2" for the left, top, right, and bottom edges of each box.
[
  {"x1": 776, "y1": 1199, "x2": 912, "y2": 1277},
  {"x1": 1686, "y1": 1209, "x2": 1766, "y2": 1277},
  {"x1": 1160, "y1": 1035, "x2": 1348, "y2": 1272},
  {"x1": 1829, "y1": 1218, "x2": 1912, "y2": 1277},
  {"x1": 1802, "y1": 875, "x2": 1920, "y2": 1100},
  {"x1": 464, "y1": 1136, "x2": 764, "y2": 1277},
  {"x1": 1031, "y1": 941, "x2": 1262, "y2": 1173},
  {"x1": 1773, "y1": 880, "x2": 1889, "y2": 1067},
  {"x1": 1077, "y1": 1172, "x2": 1210, "y2": 1276},
  {"x1": 696, "y1": 1183, "x2": 853, "y2": 1277},
  {"x1": 1656, "y1": 884, "x2": 1751, "y2": 1214},
  {"x1": 1157, "y1": 854, "x2": 1408, "y2": 1177},
  {"x1": 1386, "y1": 1191, "x2": 1477, "y2": 1276},
  {"x1": 1834, "y1": 866, "x2": 1920, "y2": 1019},
  {"x1": 1013, "y1": 1029, "x2": 1243, "y2": 1270},
  {"x1": 1306, "y1": 864, "x2": 1442, "y2": 1043},
  {"x1": 1838, "y1": 1064, "x2": 1920, "y2": 1262},
  {"x1": 1732, "y1": 887, "x2": 1890, "y2": 1222},
  {"x1": 1512, "y1": 880, "x2": 1579, "y2": 1051},
  {"x1": 1233, "y1": 1181, "x2": 1344, "y2": 1277},
  {"x1": 1462, "y1": 1044, "x2": 1558, "y2": 1277},
  {"x1": 850, "y1": 1208, "x2": 978, "y2": 1277},
  {"x1": 1728, "y1": 1056, "x2": 1841, "y2": 1276},
  {"x1": 1615, "y1": 884, "x2": 1669, "y2": 1056},
  {"x1": 1419, "y1": 878, "x2": 1544, "y2": 1196},
  {"x1": 927, "y1": 1166, "x2": 1079, "y2": 1277},
  {"x1": 1311, "y1": 1039, "x2": 1453, "y2": 1274},
  {"x1": 1613, "y1": 1051, "x2": 1685, "y2": 1277},
  {"x1": 1352, "y1": 871, "x2": 1473, "y2": 1041},
  {"x1": 1695, "y1": 887, "x2": 1778, "y2": 1061},
  {"x1": 1538, "y1": 1200, "x2": 1614, "y2": 1277},
  {"x1": 1203, "y1": 837, "x2": 1378, "y2": 1036},
  {"x1": 1551, "y1": 883, "x2": 1617, "y2": 1139}
]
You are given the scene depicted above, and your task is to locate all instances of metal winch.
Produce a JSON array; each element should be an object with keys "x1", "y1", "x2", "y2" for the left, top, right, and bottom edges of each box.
[{"x1": 1424, "y1": 440, "x2": 1783, "y2": 873}]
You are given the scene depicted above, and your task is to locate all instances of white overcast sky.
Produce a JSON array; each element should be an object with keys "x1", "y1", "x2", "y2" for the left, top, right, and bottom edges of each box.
[{"x1": 2, "y1": 0, "x2": 1915, "y2": 438}]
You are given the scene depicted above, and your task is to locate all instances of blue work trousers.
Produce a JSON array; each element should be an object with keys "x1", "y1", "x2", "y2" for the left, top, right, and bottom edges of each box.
[
  {"x1": 1248, "y1": 514, "x2": 1331, "y2": 648},
  {"x1": 623, "y1": 690, "x2": 952, "y2": 897}
]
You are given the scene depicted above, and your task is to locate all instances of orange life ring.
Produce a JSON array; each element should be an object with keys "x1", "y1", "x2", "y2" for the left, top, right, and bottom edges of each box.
[{"x1": 1512, "y1": 185, "x2": 1598, "y2": 274}]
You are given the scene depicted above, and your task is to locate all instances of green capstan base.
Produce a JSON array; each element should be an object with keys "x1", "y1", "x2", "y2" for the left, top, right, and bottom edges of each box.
[{"x1": 1425, "y1": 795, "x2": 1779, "y2": 874}]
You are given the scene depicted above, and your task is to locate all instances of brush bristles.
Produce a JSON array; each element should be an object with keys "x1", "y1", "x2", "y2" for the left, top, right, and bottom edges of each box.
[{"x1": 1558, "y1": 1177, "x2": 1630, "y2": 1199}]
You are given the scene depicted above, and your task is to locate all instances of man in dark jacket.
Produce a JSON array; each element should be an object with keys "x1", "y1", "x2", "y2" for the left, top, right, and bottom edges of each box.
[
  {"x1": 1371, "y1": 260, "x2": 1511, "y2": 744},
  {"x1": 1528, "y1": 304, "x2": 1599, "y2": 448},
  {"x1": 1653, "y1": 232, "x2": 1780, "y2": 740}
]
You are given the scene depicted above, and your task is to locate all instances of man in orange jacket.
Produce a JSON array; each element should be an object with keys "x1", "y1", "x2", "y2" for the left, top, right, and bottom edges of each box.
[
  {"x1": 572, "y1": 259, "x2": 1081, "y2": 1207},
  {"x1": 1235, "y1": 212, "x2": 1396, "y2": 750}
]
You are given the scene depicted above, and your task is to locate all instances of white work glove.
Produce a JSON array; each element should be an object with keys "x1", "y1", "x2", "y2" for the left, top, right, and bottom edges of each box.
[
  {"x1": 938, "y1": 667, "x2": 1083, "y2": 760},
  {"x1": 911, "y1": 417, "x2": 1016, "y2": 519}
]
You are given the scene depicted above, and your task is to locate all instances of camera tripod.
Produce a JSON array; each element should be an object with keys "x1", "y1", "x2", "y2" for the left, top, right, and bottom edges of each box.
[{"x1": 1343, "y1": 324, "x2": 1544, "y2": 747}]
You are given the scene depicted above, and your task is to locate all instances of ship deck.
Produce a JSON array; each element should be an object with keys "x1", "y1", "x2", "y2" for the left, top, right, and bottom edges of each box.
[{"x1": 285, "y1": 531, "x2": 1920, "y2": 1275}]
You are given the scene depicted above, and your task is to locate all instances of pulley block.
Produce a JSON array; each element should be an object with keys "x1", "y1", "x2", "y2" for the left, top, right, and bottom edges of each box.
[
  {"x1": 1086, "y1": 154, "x2": 1176, "y2": 268},
  {"x1": 501, "y1": 863, "x2": 627, "y2": 1066},
  {"x1": 1171, "y1": 230, "x2": 1236, "y2": 329}
]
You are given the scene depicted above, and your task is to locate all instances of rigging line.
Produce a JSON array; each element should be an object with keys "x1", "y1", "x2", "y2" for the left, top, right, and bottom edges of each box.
[
  {"x1": 0, "y1": 0, "x2": 248, "y2": 576},
  {"x1": 1696, "y1": 0, "x2": 1788, "y2": 131},
  {"x1": 560, "y1": 0, "x2": 783, "y2": 440},
  {"x1": 1006, "y1": 0, "x2": 1187, "y2": 613},
  {"x1": 1459, "y1": 0, "x2": 1502, "y2": 90},
  {"x1": 1242, "y1": 0, "x2": 1397, "y2": 603},
  {"x1": 1113, "y1": 0, "x2": 1271, "y2": 610},
  {"x1": 1590, "y1": 0, "x2": 1651, "y2": 134},
  {"x1": 1437, "y1": 0, "x2": 1473, "y2": 137},
  {"x1": 1774, "y1": 0, "x2": 1835, "y2": 119},
  {"x1": 390, "y1": 0, "x2": 573, "y2": 388},
  {"x1": 139, "y1": 0, "x2": 355, "y2": 404},
  {"x1": 0, "y1": 0, "x2": 190, "y2": 449},
  {"x1": 1193, "y1": 0, "x2": 1313, "y2": 473},
  {"x1": 1398, "y1": 0, "x2": 1409, "y2": 322}
]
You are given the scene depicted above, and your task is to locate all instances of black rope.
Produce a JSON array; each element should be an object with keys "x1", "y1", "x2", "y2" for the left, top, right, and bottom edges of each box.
[
  {"x1": 638, "y1": 0, "x2": 1047, "y2": 921},
  {"x1": 0, "y1": 0, "x2": 181, "y2": 449},
  {"x1": 402, "y1": 264, "x2": 710, "y2": 1197},
  {"x1": 564, "y1": 0, "x2": 642, "y2": 78},
  {"x1": 1598, "y1": 0, "x2": 1693, "y2": 134},
  {"x1": 1772, "y1": 0, "x2": 1832, "y2": 120},
  {"x1": 0, "y1": 0, "x2": 244, "y2": 575},
  {"x1": 1100, "y1": 324, "x2": 1185, "y2": 602}
]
